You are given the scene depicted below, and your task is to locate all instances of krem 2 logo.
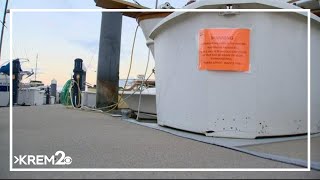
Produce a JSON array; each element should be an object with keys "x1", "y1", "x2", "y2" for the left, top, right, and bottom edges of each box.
[{"x1": 14, "y1": 151, "x2": 72, "y2": 166}]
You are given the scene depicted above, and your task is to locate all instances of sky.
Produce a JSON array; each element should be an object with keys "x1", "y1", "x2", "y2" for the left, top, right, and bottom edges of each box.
[{"x1": 0, "y1": 0, "x2": 187, "y2": 87}]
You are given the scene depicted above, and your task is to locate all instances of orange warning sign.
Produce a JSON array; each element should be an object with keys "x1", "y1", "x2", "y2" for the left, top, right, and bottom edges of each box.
[{"x1": 199, "y1": 28, "x2": 250, "y2": 71}]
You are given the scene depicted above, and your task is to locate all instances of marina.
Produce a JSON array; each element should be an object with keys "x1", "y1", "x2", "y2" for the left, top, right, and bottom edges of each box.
[{"x1": 0, "y1": 0, "x2": 320, "y2": 178}]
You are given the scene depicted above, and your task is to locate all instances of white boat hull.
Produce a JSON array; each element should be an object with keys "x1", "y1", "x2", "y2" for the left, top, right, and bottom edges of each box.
[
  {"x1": 0, "y1": 92, "x2": 9, "y2": 107},
  {"x1": 81, "y1": 89, "x2": 157, "y2": 116},
  {"x1": 0, "y1": 74, "x2": 9, "y2": 107},
  {"x1": 18, "y1": 88, "x2": 45, "y2": 106},
  {"x1": 123, "y1": 92, "x2": 157, "y2": 115}
]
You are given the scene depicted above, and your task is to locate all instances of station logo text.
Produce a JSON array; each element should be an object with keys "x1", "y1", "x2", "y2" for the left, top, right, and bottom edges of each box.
[{"x1": 14, "y1": 151, "x2": 72, "y2": 166}]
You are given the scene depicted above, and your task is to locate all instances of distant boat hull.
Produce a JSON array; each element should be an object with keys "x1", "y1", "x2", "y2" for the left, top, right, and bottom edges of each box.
[
  {"x1": 0, "y1": 74, "x2": 9, "y2": 107},
  {"x1": 122, "y1": 88, "x2": 157, "y2": 116},
  {"x1": 17, "y1": 88, "x2": 45, "y2": 106},
  {"x1": 0, "y1": 92, "x2": 9, "y2": 107},
  {"x1": 81, "y1": 88, "x2": 157, "y2": 117}
]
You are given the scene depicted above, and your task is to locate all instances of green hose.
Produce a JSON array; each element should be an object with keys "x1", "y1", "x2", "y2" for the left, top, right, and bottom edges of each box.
[{"x1": 60, "y1": 79, "x2": 72, "y2": 106}]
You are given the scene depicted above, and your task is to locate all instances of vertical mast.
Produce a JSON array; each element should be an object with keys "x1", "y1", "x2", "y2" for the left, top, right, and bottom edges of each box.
[
  {"x1": 0, "y1": 0, "x2": 9, "y2": 60},
  {"x1": 35, "y1": 53, "x2": 38, "y2": 81},
  {"x1": 155, "y1": 0, "x2": 158, "y2": 8}
]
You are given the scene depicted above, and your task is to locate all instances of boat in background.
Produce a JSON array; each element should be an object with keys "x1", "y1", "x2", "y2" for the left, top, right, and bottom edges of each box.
[
  {"x1": 82, "y1": 77, "x2": 157, "y2": 118},
  {"x1": 0, "y1": 73, "x2": 9, "y2": 107}
]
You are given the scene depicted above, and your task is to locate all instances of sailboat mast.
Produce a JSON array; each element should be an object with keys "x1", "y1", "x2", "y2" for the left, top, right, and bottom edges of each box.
[
  {"x1": 155, "y1": 0, "x2": 158, "y2": 8},
  {"x1": 0, "y1": 0, "x2": 9, "y2": 60},
  {"x1": 35, "y1": 54, "x2": 38, "y2": 81}
]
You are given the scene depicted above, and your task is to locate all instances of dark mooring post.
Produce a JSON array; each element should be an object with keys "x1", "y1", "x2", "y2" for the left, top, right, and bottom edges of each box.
[
  {"x1": 12, "y1": 59, "x2": 21, "y2": 105},
  {"x1": 73, "y1": 58, "x2": 86, "y2": 107},
  {"x1": 96, "y1": 12, "x2": 122, "y2": 110}
]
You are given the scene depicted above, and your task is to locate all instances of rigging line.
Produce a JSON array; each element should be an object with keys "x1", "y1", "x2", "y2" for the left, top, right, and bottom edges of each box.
[
  {"x1": 120, "y1": 24, "x2": 139, "y2": 98},
  {"x1": 86, "y1": 24, "x2": 140, "y2": 112},
  {"x1": 95, "y1": 70, "x2": 154, "y2": 111},
  {"x1": 0, "y1": 20, "x2": 8, "y2": 28},
  {"x1": 0, "y1": 26, "x2": 9, "y2": 59},
  {"x1": 136, "y1": 49, "x2": 151, "y2": 120},
  {"x1": 101, "y1": 25, "x2": 139, "y2": 113},
  {"x1": 132, "y1": 0, "x2": 142, "y2": 6},
  {"x1": 86, "y1": 49, "x2": 97, "y2": 71},
  {"x1": 24, "y1": 49, "x2": 29, "y2": 61}
]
